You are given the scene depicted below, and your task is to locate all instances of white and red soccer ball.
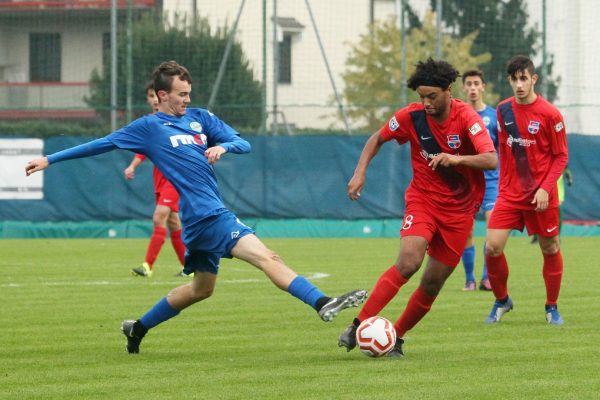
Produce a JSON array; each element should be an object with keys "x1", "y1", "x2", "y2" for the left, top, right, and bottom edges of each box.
[{"x1": 355, "y1": 316, "x2": 397, "y2": 357}]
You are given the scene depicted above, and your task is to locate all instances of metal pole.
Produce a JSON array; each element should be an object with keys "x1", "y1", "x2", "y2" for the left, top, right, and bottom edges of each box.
[
  {"x1": 208, "y1": 0, "x2": 247, "y2": 110},
  {"x1": 192, "y1": 0, "x2": 197, "y2": 31},
  {"x1": 304, "y1": 0, "x2": 351, "y2": 134},
  {"x1": 541, "y1": 0, "x2": 548, "y2": 98},
  {"x1": 110, "y1": 0, "x2": 117, "y2": 131},
  {"x1": 260, "y1": 0, "x2": 267, "y2": 134},
  {"x1": 435, "y1": 0, "x2": 442, "y2": 58},
  {"x1": 398, "y1": 0, "x2": 407, "y2": 106},
  {"x1": 272, "y1": 0, "x2": 278, "y2": 135},
  {"x1": 126, "y1": 0, "x2": 133, "y2": 123}
]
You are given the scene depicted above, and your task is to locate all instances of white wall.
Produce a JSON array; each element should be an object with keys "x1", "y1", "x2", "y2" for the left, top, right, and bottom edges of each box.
[{"x1": 169, "y1": 0, "x2": 398, "y2": 130}]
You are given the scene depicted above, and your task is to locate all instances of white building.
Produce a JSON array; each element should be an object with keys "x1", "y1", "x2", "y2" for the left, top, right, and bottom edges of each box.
[{"x1": 0, "y1": 0, "x2": 597, "y2": 134}]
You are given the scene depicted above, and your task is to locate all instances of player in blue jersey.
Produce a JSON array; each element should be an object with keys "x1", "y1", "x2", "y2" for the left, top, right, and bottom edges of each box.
[
  {"x1": 460, "y1": 69, "x2": 499, "y2": 291},
  {"x1": 25, "y1": 60, "x2": 367, "y2": 354}
]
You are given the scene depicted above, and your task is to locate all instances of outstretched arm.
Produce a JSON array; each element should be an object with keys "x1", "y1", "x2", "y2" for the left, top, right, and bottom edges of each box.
[
  {"x1": 25, "y1": 156, "x2": 49, "y2": 176},
  {"x1": 25, "y1": 137, "x2": 118, "y2": 176},
  {"x1": 347, "y1": 131, "x2": 386, "y2": 201}
]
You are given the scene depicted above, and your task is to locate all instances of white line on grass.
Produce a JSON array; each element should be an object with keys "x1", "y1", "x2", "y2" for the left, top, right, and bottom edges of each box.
[{"x1": 0, "y1": 272, "x2": 330, "y2": 288}]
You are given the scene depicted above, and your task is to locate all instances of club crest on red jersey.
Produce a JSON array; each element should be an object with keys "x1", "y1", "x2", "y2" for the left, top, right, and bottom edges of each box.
[
  {"x1": 447, "y1": 134, "x2": 461, "y2": 149},
  {"x1": 528, "y1": 120, "x2": 540, "y2": 134}
]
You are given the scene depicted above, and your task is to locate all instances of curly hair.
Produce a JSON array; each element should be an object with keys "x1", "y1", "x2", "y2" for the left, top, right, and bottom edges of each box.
[
  {"x1": 407, "y1": 58, "x2": 460, "y2": 90},
  {"x1": 151, "y1": 60, "x2": 193, "y2": 93}
]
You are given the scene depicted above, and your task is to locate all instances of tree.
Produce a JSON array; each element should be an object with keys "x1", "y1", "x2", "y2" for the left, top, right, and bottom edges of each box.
[
  {"x1": 86, "y1": 13, "x2": 262, "y2": 131},
  {"x1": 433, "y1": 0, "x2": 559, "y2": 102},
  {"x1": 341, "y1": 12, "x2": 493, "y2": 132}
]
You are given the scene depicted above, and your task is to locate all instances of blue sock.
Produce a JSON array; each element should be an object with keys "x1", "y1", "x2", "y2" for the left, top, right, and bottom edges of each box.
[
  {"x1": 462, "y1": 245, "x2": 476, "y2": 282},
  {"x1": 481, "y1": 242, "x2": 488, "y2": 280},
  {"x1": 139, "y1": 297, "x2": 180, "y2": 330},
  {"x1": 287, "y1": 276, "x2": 326, "y2": 310}
]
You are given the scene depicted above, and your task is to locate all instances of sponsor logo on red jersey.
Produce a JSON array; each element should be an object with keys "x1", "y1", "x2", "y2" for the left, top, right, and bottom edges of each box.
[
  {"x1": 469, "y1": 122, "x2": 482, "y2": 135},
  {"x1": 555, "y1": 121, "x2": 564, "y2": 132}
]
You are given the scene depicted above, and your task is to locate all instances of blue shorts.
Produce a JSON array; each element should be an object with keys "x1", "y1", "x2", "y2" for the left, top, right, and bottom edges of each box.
[
  {"x1": 480, "y1": 179, "x2": 499, "y2": 213},
  {"x1": 183, "y1": 211, "x2": 254, "y2": 275}
]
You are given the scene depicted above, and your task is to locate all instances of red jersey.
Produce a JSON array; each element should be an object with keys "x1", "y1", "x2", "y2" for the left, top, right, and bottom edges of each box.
[
  {"x1": 496, "y1": 96, "x2": 568, "y2": 210},
  {"x1": 380, "y1": 99, "x2": 495, "y2": 214},
  {"x1": 134, "y1": 153, "x2": 174, "y2": 193}
]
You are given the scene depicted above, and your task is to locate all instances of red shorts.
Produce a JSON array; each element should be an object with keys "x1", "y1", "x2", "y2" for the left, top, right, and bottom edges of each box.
[
  {"x1": 400, "y1": 201, "x2": 474, "y2": 267},
  {"x1": 488, "y1": 199, "x2": 560, "y2": 237},
  {"x1": 155, "y1": 181, "x2": 179, "y2": 212}
]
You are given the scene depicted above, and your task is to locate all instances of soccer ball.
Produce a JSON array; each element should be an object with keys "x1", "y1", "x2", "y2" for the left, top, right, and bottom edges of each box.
[{"x1": 355, "y1": 316, "x2": 396, "y2": 358}]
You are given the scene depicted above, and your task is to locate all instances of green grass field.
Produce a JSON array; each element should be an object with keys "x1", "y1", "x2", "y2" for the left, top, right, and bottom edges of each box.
[{"x1": 1, "y1": 237, "x2": 599, "y2": 399}]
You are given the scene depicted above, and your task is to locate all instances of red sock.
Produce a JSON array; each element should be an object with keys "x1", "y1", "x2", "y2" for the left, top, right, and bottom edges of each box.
[
  {"x1": 357, "y1": 266, "x2": 408, "y2": 321},
  {"x1": 393, "y1": 286, "x2": 437, "y2": 337},
  {"x1": 170, "y1": 229, "x2": 186, "y2": 266},
  {"x1": 145, "y1": 226, "x2": 167, "y2": 268},
  {"x1": 486, "y1": 253, "x2": 509, "y2": 300},
  {"x1": 543, "y1": 251, "x2": 563, "y2": 305}
]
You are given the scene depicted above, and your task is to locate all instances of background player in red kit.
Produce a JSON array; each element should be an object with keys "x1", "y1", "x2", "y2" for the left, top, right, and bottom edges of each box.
[
  {"x1": 484, "y1": 55, "x2": 568, "y2": 325},
  {"x1": 338, "y1": 58, "x2": 497, "y2": 357},
  {"x1": 124, "y1": 82, "x2": 186, "y2": 277}
]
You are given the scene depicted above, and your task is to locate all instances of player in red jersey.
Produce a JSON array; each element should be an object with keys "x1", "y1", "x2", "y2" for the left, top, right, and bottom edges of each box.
[
  {"x1": 484, "y1": 55, "x2": 568, "y2": 325},
  {"x1": 124, "y1": 82, "x2": 187, "y2": 277},
  {"x1": 338, "y1": 58, "x2": 497, "y2": 357}
]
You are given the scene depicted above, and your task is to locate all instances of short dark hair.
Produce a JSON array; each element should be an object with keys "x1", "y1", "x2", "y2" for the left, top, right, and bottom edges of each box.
[
  {"x1": 462, "y1": 69, "x2": 485, "y2": 84},
  {"x1": 407, "y1": 58, "x2": 460, "y2": 90},
  {"x1": 506, "y1": 55, "x2": 535, "y2": 79},
  {"x1": 151, "y1": 60, "x2": 193, "y2": 93},
  {"x1": 144, "y1": 80, "x2": 154, "y2": 93}
]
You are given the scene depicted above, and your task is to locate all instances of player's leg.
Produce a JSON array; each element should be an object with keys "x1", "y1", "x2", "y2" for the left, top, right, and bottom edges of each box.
[
  {"x1": 166, "y1": 211, "x2": 188, "y2": 276},
  {"x1": 388, "y1": 213, "x2": 470, "y2": 357},
  {"x1": 358, "y1": 235, "x2": 428, "y2": 321},
  {"x1": 461, "y1": 230, "x2": 476, "y2": 291},
  {"x1": 479, "y1": 181, "x2": 497, "y2": 290},
  {"x1": 122, "y1": 272, "x2": 217, "y2": 353},
  {"x1": 230, "y1": 234, "x2": 366, "y2": 322},
  {"x1": 338, "y1": 207, "x2": 432, "y2": 352},
  {"x1": 478, "y1": 210, "x2": 493, "y2": 291},
  {"x1": 534, "y1": 208, "x2": 564, "y2": 325},
  {"x1": 388, "y1": 256, "x2": 455, "y2": 357},
  {"x1": 484, "y1": 228, "x2": 513, "y2": 323},
  {"x1": 132, "y1": 204, "x2": 170, "y2": 277},
  {"x1": 337, "y1": 235, "x2": 428, "y2": 352}
]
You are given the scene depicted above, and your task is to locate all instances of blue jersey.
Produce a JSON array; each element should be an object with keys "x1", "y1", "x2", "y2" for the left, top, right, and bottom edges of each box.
[
  {"x1": 478, "y1": 105, "x2": 499, "y2": 182},
  {"x1": 48, "y1": 108, "x2": 250, "y2": 245}
]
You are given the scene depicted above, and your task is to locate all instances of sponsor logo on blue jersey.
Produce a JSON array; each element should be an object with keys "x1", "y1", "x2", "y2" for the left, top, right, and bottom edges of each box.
[{"x1": 169, "y1": 133, "x2": 207, "y2": 148}]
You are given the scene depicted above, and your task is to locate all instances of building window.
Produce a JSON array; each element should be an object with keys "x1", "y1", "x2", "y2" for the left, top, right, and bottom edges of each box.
[
  {"x1": 273, "y1": 17, "x2": 304, "y2": 85},
  {"x1": 29, "y1": 33, "x2": 61, "y2": 82},
  {"x1": 278, "y1": 33, "x2": 292, "y2": 84}
]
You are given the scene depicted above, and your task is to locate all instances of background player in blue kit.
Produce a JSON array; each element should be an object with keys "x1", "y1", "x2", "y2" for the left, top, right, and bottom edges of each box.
[
  {"x1": 25, "y1": 60, "x2": 367, "y2": 354},
  {"x1": 460, "y1": 69, "x2": 499, "y2": 291}
]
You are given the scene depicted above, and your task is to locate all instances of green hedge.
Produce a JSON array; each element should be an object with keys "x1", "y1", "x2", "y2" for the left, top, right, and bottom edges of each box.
[{"x1": 0, "y1": 120, "x2": 111, "y2": 138}]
